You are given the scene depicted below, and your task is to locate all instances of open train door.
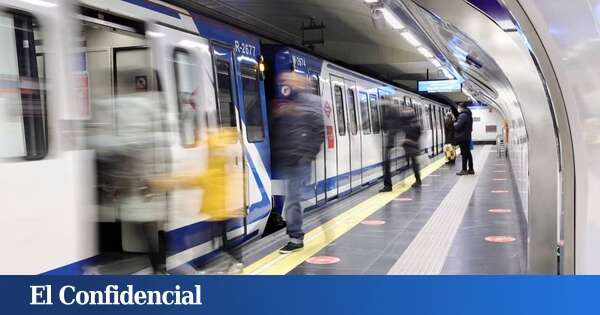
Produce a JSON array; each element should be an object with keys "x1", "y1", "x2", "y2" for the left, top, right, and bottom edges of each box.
[{"x1": 146, "y1": 23, "x2": 246, "y2": 252}]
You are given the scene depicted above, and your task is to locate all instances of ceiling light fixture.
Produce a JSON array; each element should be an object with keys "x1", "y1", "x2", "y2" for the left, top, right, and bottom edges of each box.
[
  {"x1": 19, "y1": 0, "x2": 57, "y2": 7},
  {"x1": 400, "y1": 31, "x2": 421, "y2": 47},
  {"x1": 417, "y1": 47, "x2": 434, "y2": 58},
  {"x1": 442, "y1": 68, "x2": 455, "y2": 79},
  {"x1": 378, "y1": 7, "x2": 404, "y2": 30},
  {"x1": 430, "y1": 59, "x2": 442, "y2": 67}
]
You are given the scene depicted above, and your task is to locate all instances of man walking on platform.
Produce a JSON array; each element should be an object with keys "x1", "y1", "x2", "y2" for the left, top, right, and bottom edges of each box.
[
  {"x1": 271, "y1": 72, "x2": 325, "y2": 254},
  {"x1": 399, "y1": 107, "x2": 422, "y2": 187},
  {"x1": 454, "y1": 103, "x2": 474, "y2": 175},
  {"x1": 379, "y1": 97, "x2": 402, "y2": 192}
]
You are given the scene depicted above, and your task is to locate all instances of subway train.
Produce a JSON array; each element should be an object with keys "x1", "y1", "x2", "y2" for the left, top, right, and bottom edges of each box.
[{"x1": 0, "y1": 0, "x2": 450, "y2": 274}]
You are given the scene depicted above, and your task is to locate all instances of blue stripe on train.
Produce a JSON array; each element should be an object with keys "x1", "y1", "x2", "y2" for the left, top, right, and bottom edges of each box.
[{"x1": 122, "y1": 0, "x2": 181, "y2": 19}]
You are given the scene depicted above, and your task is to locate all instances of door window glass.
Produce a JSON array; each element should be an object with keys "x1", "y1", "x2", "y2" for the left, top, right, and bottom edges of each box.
[
  {"x1": 334, "y1": 85, "x2": 346, "y2": 136},
  {"x1": 369, "y1": 94, "x2": 380, "y2": 134},
  {"x1": 347, "y1": 88, "x2": 358, "y2": 135},
  {"x1": 359, "y1": 92, "x2": 371, "y2": 135},
  {"x1": 309, "y1": 72, "x2": 320, "y2": 95},
  {"x1": 0, "y1": 12, "x2": 47, "y2": 159},
  {"x1": 215, "y1": 56, "x2": 236, "y2": 128},
  {"x1": 173, "y1": 49, "x2": 199, "y2": 147},
  {"x1": 240, "y1": 62, "x2": 264, "y2": 142}
]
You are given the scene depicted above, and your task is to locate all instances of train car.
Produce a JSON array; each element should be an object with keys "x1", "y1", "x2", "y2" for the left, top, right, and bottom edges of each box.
[
  {"x1": 263, "y1": 46, "x2": 451, "y2": 220},
  {"x1": 0, "y1": 0, "x2": 451, "y2": 274}
]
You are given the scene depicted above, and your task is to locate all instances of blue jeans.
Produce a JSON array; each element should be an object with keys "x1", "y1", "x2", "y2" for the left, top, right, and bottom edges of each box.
[{"x1": 281, "y1": 162, "x2": 312, "y2": 244}]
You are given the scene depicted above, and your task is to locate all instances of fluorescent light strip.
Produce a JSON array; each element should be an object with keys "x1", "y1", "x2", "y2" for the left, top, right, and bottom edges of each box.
[
  {"x1": 417, "y1": 47, "x2": 434, "y2": 58},
  {"x1": 442, "y1": 68, "x2": 454, "y2": 79},
  {"x1": 19, "y1": 0, "x2": 57, "y2": 7},
  {"x1": 379, "y1": 7, "x2": 404, "y2": 30},
  {"x1": 430, "y1": 59, "x2": 442, "y2": 67},
  {"x1": 400, "y1": 31, "x2": 421, "y2": 47}
]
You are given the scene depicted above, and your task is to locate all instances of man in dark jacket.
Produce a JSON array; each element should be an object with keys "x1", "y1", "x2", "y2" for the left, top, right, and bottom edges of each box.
[
  {"x1": 379, "y1": 98, "x2": 402, "y2": 192},
  {"x1": 271, "y1": 72, "x2": 325, "y2": 254},
  {"x1": 454, "y1": 103, "x2": 474, "y2": 175},
  {"x1": 399, "y1": 107, "x2": 422, "y2": 187}
]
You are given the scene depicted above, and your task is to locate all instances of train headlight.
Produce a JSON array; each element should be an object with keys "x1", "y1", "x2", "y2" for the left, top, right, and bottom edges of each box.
[{"x1": 258, "y1": 55, "x2": 266, "y2": 81}]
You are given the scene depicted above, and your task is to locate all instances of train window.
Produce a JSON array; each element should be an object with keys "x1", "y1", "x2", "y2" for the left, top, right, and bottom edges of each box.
[
  {"x1": 359, "y1": 92, "x2": 371, "y2": 134},
  {"x1": 0, "y1": 12, "x2": 47, "y2": 160},
  {"x1": 215, "y1": 57, "x2": 237, "y2": 128},
  {"x1": 240, "y1": 62, "x2": 264, "y2": 142},
  {"x1": 334, "y1": 85, "x2": 346, "y2": 136},
  {"x1": 309, "y1": 72, "x2": 320, "y2": 96},
  {"x1": 369, "y1": 94, "x2": 381, "y2": 133},
  {"x1": 173, "y1": 49, "x2": 199, "y2": 147},
  {"x1": 347, "y1": 89, "x2": 358, "y2": 135}
]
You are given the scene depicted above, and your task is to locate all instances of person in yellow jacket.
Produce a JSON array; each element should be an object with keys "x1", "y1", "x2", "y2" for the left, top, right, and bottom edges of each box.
[{"x1": 149, "y1": 127, "x2": 245, "y2": 273}]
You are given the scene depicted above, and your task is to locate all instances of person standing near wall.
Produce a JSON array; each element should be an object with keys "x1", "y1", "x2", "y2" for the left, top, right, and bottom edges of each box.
[{"x1": 454, "y1": 103, "x2": 474, "y2": 175}]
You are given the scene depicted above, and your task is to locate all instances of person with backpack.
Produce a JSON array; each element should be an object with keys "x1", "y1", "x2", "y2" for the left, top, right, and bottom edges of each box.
[
  {"x1": 454, "y1": 103, "x2": 475, "y2": 175},
  {"x1": 270, "y1": 72, "x2": 325, "y2": 254}
]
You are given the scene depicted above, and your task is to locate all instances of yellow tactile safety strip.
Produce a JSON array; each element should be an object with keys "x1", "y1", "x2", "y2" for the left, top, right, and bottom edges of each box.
[{"x1": 242, "y1": 156, "x2": 448, "y2": 275}]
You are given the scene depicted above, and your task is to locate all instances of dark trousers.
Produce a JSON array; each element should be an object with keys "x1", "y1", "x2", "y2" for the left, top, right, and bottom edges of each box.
[
  {"x1": 408, "y1": 153, "x2": 421, "y2": 183},
  {"x1": 383, "y1": 146, "x2": 392, "y2": 188},
  {"x1": 458, "y1": 142, "x2": 474, "y2": 171},
  {"x1": 382, "y1": 132, "x2": 397, "y2": 188}
]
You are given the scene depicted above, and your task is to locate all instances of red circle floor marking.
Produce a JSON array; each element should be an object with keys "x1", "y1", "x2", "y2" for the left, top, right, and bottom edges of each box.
[
  {"x1": 361, "y1": 220, "x2": 386, "y2": 225},
  {"x1": 306, "y1": 256, "x2": 340, "y2": 265},
  {"x1": 489, "y1": 208, "x2": 512, "y2": 213},
  {"x1": 394, "y1": 197, "x2": 413, "y2": 201},
  {"x1": 491, "y1": 190, "x2": 509, "y2": 193},
  {"x1": 485, "y1": 236, "x2": 516, "y2": 243}
]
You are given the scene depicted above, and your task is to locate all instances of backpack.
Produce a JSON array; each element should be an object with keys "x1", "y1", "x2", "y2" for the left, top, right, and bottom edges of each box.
[{"x1": 271, "y1": 93, "x2": 325, "y2": 166}]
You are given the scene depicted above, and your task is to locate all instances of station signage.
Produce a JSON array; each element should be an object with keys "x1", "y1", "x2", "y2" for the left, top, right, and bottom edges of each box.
[{"x1": 418, "y1": 79, "x2": 462, "y2": 93}]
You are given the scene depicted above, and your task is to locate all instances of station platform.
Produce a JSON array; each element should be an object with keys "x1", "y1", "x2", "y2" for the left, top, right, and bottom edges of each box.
[{"x1": 236, "y1": 145, "x2": 526, "y2": 275}]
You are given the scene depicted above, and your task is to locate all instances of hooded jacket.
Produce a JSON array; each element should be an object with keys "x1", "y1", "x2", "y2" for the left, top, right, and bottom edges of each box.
[{"x1": 453, "y1": 107, "x2": 473, "y2": 143}]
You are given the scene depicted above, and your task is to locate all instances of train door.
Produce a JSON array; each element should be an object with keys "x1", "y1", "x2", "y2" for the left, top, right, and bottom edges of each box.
[
  {"x1": 309, "y1": 71, "x2": 326, "y2": 204},
  {"x1": 148, "y1": 24, "x2": 245, "y2": 227},
  {"x1": 345, "y1": 80, "x2": 362, "y2": 189},
  {"x1": 392, "y1": 97, "x2": 402, "y2": 171},
  {"x1": 439, "y1": 107, "x2": 445, "y2": 149},
  {"x1": 428, "y1": 104, "x2": 435, "y2": 155},
  {"x1": 212, "y1": 43, "x2": 247, "y2": 214},
  {"x1": 330, "y1": 75, "x2": 350, "y2": 195},
  {"x1": 368, "y1": 93, "x2": 383, "y2": 179},
  {"x1": 357, "y1": 91, "x2": 372, "y2": 183}
]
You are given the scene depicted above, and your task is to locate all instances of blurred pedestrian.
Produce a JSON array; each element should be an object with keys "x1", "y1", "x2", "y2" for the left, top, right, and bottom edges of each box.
[
  {"x1": 271, "y1": 72, "x2": 325, "y2": 254},
  {"x1": 454, "y1": 103, "x2": 474, "y2": 175},
  {"x1": 399, "y1": 107, "x2": 422, "y2": 187},
  {"x1": 89, "y1": 91, "x2": 171, "y2": 274},
  {"x1": 444, "y1": 111, "x2": 457, "y2": 164},
  {"x1": 149, "y1": 127, "x2": 246, "y2": 274},
  {"x1": 379, "y1": 97, "x2": 402, "y2": 192}
]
